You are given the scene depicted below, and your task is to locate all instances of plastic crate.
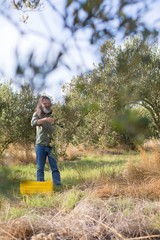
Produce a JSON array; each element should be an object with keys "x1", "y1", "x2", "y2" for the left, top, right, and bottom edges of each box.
[{"x1": 20, "y1": 181, "x2": 53, "y2": 195}]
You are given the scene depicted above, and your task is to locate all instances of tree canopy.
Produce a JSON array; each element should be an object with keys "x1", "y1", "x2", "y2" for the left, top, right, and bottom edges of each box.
[{"x1": 52, "y1": 37, "x2": 160, "y2": 152}]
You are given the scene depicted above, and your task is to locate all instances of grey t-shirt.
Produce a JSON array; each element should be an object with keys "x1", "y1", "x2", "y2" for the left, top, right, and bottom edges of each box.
[{"x1": 31, "y1": 112, "x2": 54, "y2": 146}]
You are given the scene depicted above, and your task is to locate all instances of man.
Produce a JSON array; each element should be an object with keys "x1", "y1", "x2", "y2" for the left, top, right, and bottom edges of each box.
[{"x1": 31, "y1": 95, "x2": 61, "y2": 186}]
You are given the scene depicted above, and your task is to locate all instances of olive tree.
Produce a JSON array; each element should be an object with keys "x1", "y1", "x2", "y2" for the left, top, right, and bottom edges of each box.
[
  {"x1": 54, "y1": 37, "x2": 159, "y2": 151},
  {"x1": 0, "y1": 81, "x2": 38, "y2": 155},
  {"x1": 111, "y1": 37, "x2": 160, "y2": 134}
]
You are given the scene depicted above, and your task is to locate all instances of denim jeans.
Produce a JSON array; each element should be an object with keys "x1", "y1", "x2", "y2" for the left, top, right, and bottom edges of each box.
[{"x1": 35, "y1": 144, "x2": 61, "y2": 185}]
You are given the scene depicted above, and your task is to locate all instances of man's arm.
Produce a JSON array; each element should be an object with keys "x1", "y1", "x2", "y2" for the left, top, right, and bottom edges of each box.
[
  {"x1": 31, "y1": 113, "x2": 54, "y2": 127},
  {"x1": 37, "y1": 117, "x2": 53, "y2": 125}
]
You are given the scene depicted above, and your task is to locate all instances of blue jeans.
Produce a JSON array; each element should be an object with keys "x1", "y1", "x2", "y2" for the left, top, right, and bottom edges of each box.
[{"x1": 35, "y1": 145, "x2": 61, "y2": 185}]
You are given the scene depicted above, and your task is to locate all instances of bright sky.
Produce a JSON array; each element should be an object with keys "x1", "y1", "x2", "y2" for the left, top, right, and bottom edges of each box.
[
  {"x1": 0, "y1": 0, "x2": 160, "y2": 102},
  {"x1": 0, "y1": 0, "x2": 102, "y2": 102}
]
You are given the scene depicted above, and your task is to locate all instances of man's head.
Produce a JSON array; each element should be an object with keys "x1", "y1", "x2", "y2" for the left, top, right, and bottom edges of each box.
[{"x1": 36, "y1": 96, "x2": 52, "y2": 116}]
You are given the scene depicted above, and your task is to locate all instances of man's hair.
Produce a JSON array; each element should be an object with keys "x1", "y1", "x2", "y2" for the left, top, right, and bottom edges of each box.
[{"x1": 36, "y1": 95, "x2": 52, "y2": 117}]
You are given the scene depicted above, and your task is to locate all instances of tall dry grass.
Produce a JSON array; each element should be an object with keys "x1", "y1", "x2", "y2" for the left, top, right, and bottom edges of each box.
[
  {"x1": 125, "y1": 146, "x2": 160, "y2": 183},
  {"x1": 95, "y1": 145, "x2": 160, "y2": 200},
  {"x1": 143, "y1": 139, "x2": 160, "y2": 152},
  {"x1": 1, "y1": 144, "x2": 36, "y2": 165}
]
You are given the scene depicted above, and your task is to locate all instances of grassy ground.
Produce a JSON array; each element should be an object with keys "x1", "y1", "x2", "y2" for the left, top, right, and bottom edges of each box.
[
  {"x1": 0, "y1": 151, "x2": 135, "y2": 200},
  {"x1": 0, "y1": 149, "x2": 160, "y2": 239}
]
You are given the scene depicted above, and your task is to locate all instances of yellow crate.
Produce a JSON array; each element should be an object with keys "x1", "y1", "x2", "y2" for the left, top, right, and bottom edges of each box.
[{"x1": 20, "y1": 181, "x2": 53, "y2": 195}]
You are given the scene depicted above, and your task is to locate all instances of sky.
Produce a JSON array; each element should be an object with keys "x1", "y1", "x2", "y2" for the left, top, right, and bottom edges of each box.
[
  {"x1": 0, "y1": 0, "x2": 160, "y2": 102},
  {"x1": 0, "y1": 0, "x2": 101, "y2": 102}
]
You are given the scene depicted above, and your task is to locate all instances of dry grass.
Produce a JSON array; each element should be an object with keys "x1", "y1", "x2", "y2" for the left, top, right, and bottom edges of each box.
[
  {"x1": 64, "y1": 143, "x2": 129, "y2": 161},
  {"x1": 64, "y1": 144, "x2": 84, "y2": 161},
  {"x1": 0, "y1": 218, "x2": 34, "y2": 240},
  {"x1": 95, "y1": 179, "x2": 160, "y2": 200},
  {"x1": 2, "y1": 144, "x2": 36, "y2": 165},
  {"x1": 143, "y1": 139, "x2": 160, "y2": 152},
  {"x1": 0, "y1": 197, "x2": 160, "y2": 240},
  {"x1": 61, "y1": 144, "x2": 117, "y2": 161},
  {"x1": 94, "y1": 146, "x2": 160, "y2": 201},
  {"x1": 125, "y1": 146, "x2": 160, "y2": 183}
]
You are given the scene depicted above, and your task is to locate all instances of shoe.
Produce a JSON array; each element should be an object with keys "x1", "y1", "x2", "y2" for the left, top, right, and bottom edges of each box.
[{"x1": 54, "y1": 184, "x2": 63, "y2": 192}]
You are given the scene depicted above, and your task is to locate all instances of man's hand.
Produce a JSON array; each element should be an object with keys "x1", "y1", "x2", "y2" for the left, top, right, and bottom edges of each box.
[
  {"x1": 45, "y1": 117, "x2": 53, "y2": 123},
  {"x1": 37, "y1": 117, "x2": 54, "y2": 125}
]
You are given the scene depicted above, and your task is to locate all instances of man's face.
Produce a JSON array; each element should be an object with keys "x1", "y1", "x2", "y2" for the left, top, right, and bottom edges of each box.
[
  {"x1": 41, "y1": 99, "x2": 52, "y2": 114},
  {"x1": 42, "y1": 99, "x2": 51, "y2": 110}
]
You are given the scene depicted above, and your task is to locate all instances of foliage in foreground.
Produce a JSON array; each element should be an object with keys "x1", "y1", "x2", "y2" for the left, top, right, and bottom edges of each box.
[{"x1": 4, "y1": 0, "x2": 159, "y2": 88}]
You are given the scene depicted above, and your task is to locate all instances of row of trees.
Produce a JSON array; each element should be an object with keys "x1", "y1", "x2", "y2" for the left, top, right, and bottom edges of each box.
[{"x1": 0, "y1": 37, "x2": 160, "y2": 159}]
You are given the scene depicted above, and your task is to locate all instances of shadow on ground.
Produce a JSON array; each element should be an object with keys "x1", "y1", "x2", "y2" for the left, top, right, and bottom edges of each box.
[{"x1": 0, "y1": 166, "x2": 21, "y2": 200}]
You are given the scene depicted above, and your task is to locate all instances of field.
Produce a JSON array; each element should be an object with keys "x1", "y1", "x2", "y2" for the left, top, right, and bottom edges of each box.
[{"x1": 0, "y1": 147, "x2": 160, "y2": 240}]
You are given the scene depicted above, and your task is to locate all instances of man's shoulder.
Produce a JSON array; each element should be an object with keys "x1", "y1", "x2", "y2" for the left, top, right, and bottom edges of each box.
[{"x1": 32, "y1": 112, "x2": 39, "y2": 118}]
